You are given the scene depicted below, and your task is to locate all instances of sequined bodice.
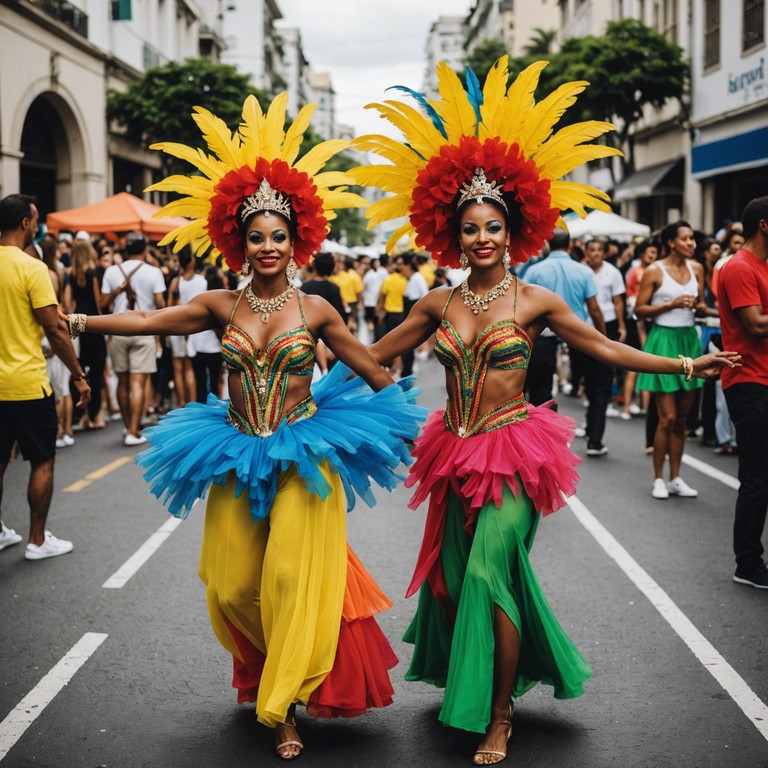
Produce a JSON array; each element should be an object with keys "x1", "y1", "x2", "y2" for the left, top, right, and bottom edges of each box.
[
  {"x1": 435, "y1": 284, "x2": 531, "y2": 437},
  {"x1": 222, "y1": 292, "x2": 316, "y2": 437}
]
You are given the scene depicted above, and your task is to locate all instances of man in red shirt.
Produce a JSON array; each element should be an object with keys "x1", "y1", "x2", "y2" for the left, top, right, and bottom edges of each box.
[{"x1": 719, "y1": 196, "x2": 768, "y2": 589}]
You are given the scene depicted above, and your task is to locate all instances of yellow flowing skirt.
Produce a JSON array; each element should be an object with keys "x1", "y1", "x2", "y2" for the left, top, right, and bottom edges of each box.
[{"x1": 199, "y1": 463, "x2": 396, "y2": 727}]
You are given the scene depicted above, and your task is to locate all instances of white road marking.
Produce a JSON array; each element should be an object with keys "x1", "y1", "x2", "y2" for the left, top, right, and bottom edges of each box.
[
  {"x1": 102, "y1": 515, "x2": 185, "y2": 589},
  {"x1": 0, "y1": 632, "x2": 108, "y2": 761},
  {"x1": 567, "y1": 494, "x2": 768, "y2": 742},
  {"x1": 682, "y1": 453, "x2": 740, "y2": 490}
]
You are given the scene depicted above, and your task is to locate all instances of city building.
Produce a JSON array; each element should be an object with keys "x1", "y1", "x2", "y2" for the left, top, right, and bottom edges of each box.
[
  {"x1": 220, "y1": 0, "x2": 284, "y2": 92},
  {"x1": 0, "y1": 0, "x2": 224, "y2": 217},
  {"x1": 278, "y1": 26, "x2": 312, "y2": 118},
  {"x1": 423, "y1": 16, "x2": 465, "y2": 98},
  {"x1": 689, "y1": 0, "x2": 768, "y2": 232},
  {"x1": 308, "y1": 71, "x2": 335, "y2": 140}
]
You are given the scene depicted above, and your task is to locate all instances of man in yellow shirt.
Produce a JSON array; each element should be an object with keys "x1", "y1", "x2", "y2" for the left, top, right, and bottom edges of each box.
[
  {"x1": 0, "y1": 194, "x2": 90, "y2": 560},
  {"x1": 330, "y1": 256, "x2": 364, "y2": 332}
]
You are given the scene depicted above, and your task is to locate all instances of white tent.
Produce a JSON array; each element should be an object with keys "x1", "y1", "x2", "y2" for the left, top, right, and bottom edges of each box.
[
  {"x1": 321, "y1": 238, "x2": 354, "y2": 256},
  {"x1": 564, "y1": 210, "x2": 650, "y2": 241}
]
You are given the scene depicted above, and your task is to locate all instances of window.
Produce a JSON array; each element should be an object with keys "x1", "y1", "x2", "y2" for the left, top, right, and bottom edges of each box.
[
  {"x1": 657, "y1": 0, "x2": 677, "y2": 42},
  {"x1": 743, "y1": 0, "x2": 765, "y2": 51},
  {"x1": 704, "y1": 0, "x2": 720, "y2": 68},
  {"x1": 111, "y1": 0, "x2": 131, "y2": 20}
]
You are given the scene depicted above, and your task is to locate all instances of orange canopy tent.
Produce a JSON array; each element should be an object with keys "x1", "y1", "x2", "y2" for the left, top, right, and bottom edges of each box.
[{"x1": 45, "y1": 192, "x2": 188, "y2": 240}]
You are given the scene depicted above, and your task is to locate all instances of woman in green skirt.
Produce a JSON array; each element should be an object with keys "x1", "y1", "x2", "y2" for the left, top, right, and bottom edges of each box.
[{"x1": 636, "y1": 221, "x2": 715, "y2": 500}]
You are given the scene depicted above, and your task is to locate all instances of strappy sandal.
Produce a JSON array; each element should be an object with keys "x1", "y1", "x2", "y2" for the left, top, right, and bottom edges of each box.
[
  {"x1": 472, "y1": 702, "x2": 514, "y2": 765},
  {"x1": 275, "y1": 717, "x2": 303, "y2": 761}
]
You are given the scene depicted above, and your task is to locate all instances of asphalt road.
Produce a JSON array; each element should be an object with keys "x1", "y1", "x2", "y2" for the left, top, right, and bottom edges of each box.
[{"x1": 1, "y1": 357, "x2": 766, "y2": 768}]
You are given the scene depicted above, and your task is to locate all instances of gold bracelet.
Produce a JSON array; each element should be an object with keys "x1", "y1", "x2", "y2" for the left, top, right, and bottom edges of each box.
[
  {"x1": 678, "y1": 354, "x2": 693, "y2": 382},
  {"x1": 68, "y1": 313, "x2": 87, "y2": 338}
]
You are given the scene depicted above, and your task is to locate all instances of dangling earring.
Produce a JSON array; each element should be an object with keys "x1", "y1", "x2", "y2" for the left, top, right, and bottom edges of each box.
[
  {"x1": 286, "y1": 257, "x2": 297, "y2": 282},
  {"x1": 242, "y1": 259, "x2": 251, "y2": 276},
  {"x1": 503, "y1": 248, "x2": 511, "y2": 268},
  {"x1": 459, "y1": 250, "x2": 469, "y2": 269}
]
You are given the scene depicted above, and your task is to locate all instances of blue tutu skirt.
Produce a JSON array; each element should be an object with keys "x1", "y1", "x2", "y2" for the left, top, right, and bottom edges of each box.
[{"x1": 137, "y1": 363, "x2": 428, "y2": 522}]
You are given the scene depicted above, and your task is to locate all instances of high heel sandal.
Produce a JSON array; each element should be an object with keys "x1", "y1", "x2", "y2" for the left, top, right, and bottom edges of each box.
[
  {"x1": 473, "y1": 702, "x2": 514, "y2": 765},
  {"x1": 275, "y1": 715, "x2": 303, "y2": 761}
]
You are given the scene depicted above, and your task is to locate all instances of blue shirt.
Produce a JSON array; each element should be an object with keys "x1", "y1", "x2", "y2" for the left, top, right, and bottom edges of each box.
[{"x1": 524, "y1": 251, "x2": 597, "y2": 322}]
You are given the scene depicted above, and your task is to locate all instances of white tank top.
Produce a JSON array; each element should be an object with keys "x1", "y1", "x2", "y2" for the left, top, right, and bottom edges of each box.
[{"x1": 651, "y1": 261, "x2": 697, "y2": 328}]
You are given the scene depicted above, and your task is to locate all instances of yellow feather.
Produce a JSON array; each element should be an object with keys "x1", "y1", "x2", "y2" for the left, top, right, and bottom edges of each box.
[
  {"x1": 313, "y1": 171, "x2": 357, "y2": 189},
  {"x1": 490, "y1": 60, "x2": 549, "y2": 144},
  {"x1": 191, "y1": 106, "x2": 244, "y2": 168},
  {"x1": 366, "y1": 195, "x2": 411, "y2": 227},
  {"x1": 519, "y1": 80, "x2": 589, "y2": 155},
  {"x1": 239, "y1": 94, "x2": 266, "y2": 165},
  {"x1": 537, "y1": 145, "x2": 622, "y2": 180},
  {"x1": 261, "y1": 91, "x2": 288, "y2": 160},
  {"x1": 294, "y1": 139, "x2": 350, "y2": 176},
  {"x1": 320, "y1": 190, "x2": 368, "y2": 210},
  {"x1": 386, "y1": 221, "x2": 413, "y2": 253},
  {"x1": 364, "y1": 101, "x2": 445, "y2": 158},
  {"x1": 549, "y1": 180, "x2": 612, "y2": 217},
  {"x1": 150, "y1": 142, "x2": 226, "y2": 180},
  {"x1": 348, "y1": 165, "x2": 416, "y2": 195},
  {"x1": 145, "y1": 175, "x2": 215, "y2": 197},
  {"x1": 534, "y1": 120, "x2": 616, "y2": 163},
  {"x1": 281, "y1": 102, "x2": 316, "y2": 165},
  {"x1": 479, "y1": 56, "x2": 509, "y2": 137},
  {"x1": 156, "y1": 220, "x2": 209, "y2": 250},
  {"x1": 434, "y1": 61, "x2": 477, "y2": 143},
  {"x1": 154, "y1": 198, "x2": 210, "y2": 219},
  {"x1": 352, "y1": 135, "x2": 423, "y2": 170}
]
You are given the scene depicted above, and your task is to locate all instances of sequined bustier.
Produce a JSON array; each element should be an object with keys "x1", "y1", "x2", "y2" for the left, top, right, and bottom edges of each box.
[
  {"x1": 222, "y1": 291, "x2": 316, "y2": 437},
  {"x1": 435, "y1": 283, "x2": 531, "y2": 437}
]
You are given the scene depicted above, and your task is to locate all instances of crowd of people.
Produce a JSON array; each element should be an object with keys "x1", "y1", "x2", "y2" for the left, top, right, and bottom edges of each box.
[{"x1": 0, "y1": 56, "x2": 764, "y2": 768}]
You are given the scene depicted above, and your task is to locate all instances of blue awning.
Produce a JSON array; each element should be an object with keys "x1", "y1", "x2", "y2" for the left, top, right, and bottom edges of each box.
[{"x1": 691, "y1": 126, "x2": 768, "y2": 179}]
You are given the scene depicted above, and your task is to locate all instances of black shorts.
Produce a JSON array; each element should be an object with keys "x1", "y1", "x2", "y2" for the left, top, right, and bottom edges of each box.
[
  {"x1": 0, "y1": 394, "x2": 58, "y2": 463},
  {"x1": 364, "y1": 306, "x2": 378, "y2": 323}
]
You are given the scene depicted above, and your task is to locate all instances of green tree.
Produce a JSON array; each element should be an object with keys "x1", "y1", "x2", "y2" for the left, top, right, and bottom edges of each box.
[
  {"x1": 107, "y1": 58, "x2": 269, "y2": 174},
  {"x1": 463, "y1": 39, "x2": 510, "y2": 86},
  {"x1": 523, "y1": 27, "x2": 557, "y2": 56},
  {"x1": 535, "y1": 19, "x2": 689, "y2": 175}
]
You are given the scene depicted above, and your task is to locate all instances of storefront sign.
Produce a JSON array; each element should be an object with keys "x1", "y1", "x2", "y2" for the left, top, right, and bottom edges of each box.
[{"x1": 728, "y1": 58, "x2": 767, "y2": 104}]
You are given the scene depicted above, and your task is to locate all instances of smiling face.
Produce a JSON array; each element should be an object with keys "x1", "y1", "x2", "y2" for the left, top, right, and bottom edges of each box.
[
  {"x1": 667, "y1": 225, "x2": 696, "y2": 258},
  {"x1": 458, "y1": 201, "x2": 510, "y2": 271},
  {"x1": 243, "y1": 212, "x2": 294, "y2": 277},
  {"x1": 584, "y1": 240, "x2": 606, "y2": 269}
]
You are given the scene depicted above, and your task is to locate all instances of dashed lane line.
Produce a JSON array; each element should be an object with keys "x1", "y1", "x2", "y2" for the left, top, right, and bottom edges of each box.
[
  {"x1": 0, "y1": 632, "x2": 108, "y2": 761},
  {"x1": 682, "y1": 453, "x2": 740, "y2": 491},
  {"x1": 567, "y1": 494, "x2": 768, "y2": 742},
  {"x1": 63, "y1": 456, "x2": 133, "y2": 493},
  {"x1": 102, "y1": 513, "x2": 187, "y2": 589}
]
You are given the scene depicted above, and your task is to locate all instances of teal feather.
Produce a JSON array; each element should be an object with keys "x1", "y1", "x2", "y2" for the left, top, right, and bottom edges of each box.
[
  {"x1": 464, "y1": 67, "x2": 484, "y2": 128},
  {"x1": 386, "y1": 85, "x2": 447, "y2": 138}
]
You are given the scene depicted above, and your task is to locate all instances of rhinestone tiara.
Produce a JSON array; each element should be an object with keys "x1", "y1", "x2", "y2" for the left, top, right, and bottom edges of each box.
[
  {"x1": 456, "y1": 167, "x2": 508, "y2": 214},
  {"x1": 240, "y1": 178, "x2": 293, "y2": 222}
]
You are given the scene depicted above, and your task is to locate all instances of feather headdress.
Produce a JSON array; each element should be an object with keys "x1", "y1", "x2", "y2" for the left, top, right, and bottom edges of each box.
[
  {"x1": 350, "y1": 58, "x2": 622, "y2": 267},
  {"x1": 147, "y1": 94, "x2": 367, "y2": 270}
]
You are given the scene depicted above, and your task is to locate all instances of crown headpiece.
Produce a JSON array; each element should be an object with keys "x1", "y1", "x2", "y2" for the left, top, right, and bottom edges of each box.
[
  {"x1": 240, "y1": 178, "x2": 293, "y2": 222},
  {"x1": 350, "y1": 57, "x2": 621, "y2": 268},
  {"x1": 457, "y1": 168, "x2": 508, "y2": 213},
  {"x1": 145, "y1": 93, "x2": 367, "y2": 270}
]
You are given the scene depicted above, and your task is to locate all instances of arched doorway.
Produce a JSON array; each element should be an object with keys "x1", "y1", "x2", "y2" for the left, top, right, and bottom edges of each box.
[{"x1": 19, "y1": 95, "x2": 71, "y2": 219}]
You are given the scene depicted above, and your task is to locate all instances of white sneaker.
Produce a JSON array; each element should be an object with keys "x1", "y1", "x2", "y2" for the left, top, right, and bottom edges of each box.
[
  {"x1": 619, "y1": 412, "x2": 632, "y2": 421},
  {"x1": 652, "y1": 479, "x2": 669, "y2": 499},
  {"x1": 55, "y1": 437, "x2": 67, "y2": 449},
  {"x1": 24, "y1": 531, "x2": 73, "y2": 560},
  {"x1": 62, "y1": 434, "x2": 75, "y2": 447},
  {"x1": 605, "y1": 404, "x2": 621, "y2": 418},
  {"x1": 667, "y1": 477, "x2": 698, "y2": 497},
  {"x1": 124, "y1": 433, "x2": 147, "y2": 447},
  {"x1": 574, "y1": 427, "x2": 586, "y2": 438},
  {"x1": 560, "y1": 382, "x2": 573, "y2": 395},
  {"x1": 628, "y1": 403, "x2": 642, "y2": 415},
  {"x1": 0, "y1": 524, "x2": 22, "y2": 551}
]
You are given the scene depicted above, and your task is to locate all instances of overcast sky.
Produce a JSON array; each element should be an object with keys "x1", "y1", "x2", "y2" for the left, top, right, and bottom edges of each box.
[{"x1": 278, "y1": 0, "x2": 472, "y2": 137}]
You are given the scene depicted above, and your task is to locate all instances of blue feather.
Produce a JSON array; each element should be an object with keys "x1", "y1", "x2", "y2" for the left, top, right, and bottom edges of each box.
[
  {"x1": 464, "y1": 67, "x2": 484, "y2": 128},
  {"x1": 386, "y1": 85, "x2": 447, "y2": 138}
]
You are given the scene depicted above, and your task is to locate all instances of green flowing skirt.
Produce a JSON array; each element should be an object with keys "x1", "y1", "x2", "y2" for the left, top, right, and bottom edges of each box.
[
  {"x1": 403, "y1": 483, "x2": 591, "y2": 733},
  {"x1": 636, "y1": 324, "x2": 704, "y2": 393}
]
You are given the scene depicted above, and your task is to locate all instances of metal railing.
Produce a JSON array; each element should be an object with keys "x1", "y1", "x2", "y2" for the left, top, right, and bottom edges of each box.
[{"x1": 34, "y1": 0, "x2": 89, "y2": 38}]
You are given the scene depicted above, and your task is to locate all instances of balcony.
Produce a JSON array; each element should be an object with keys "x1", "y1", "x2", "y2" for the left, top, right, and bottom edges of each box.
[{"x1": 33, "y1": 0, "x2": 88, "y2": 38}]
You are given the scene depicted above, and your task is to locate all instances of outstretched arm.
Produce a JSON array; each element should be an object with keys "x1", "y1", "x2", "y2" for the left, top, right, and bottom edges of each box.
[
  {"x1": 71, "y1": 292, "x2": 221, "y2": 337},
  {"x1": 305, "y1": 295, "x2": 394, "y2": 391},
  {"x1": 538, "y1": 286, "x2": 739, "y2": 377},
  {"x1": 369, "y1": 290, "x2": 445, "y2": 366}
]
